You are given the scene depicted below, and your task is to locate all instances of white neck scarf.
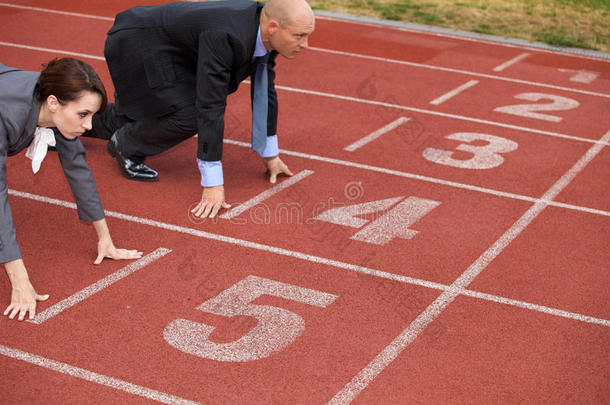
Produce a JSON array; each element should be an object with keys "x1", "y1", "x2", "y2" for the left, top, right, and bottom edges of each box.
[{"x1": 25, "y1": 127, "x2": 56, "y2": 173}]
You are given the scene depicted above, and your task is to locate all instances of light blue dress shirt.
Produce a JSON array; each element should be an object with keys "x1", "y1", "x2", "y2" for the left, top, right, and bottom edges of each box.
[{"x1": 197, "y1": 27, "x2": 279, "y2": 187}]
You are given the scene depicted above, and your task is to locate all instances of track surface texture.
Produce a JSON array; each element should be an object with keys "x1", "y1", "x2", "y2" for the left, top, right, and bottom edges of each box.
[{"x1": 0, "y1": 1, "x2": 609, "y2": 404}]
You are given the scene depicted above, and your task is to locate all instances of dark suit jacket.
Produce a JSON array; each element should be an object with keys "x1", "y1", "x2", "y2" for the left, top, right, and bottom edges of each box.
[
  {"x1": 105, "y1": 0, "x2": 278, "y2": 161},
  {"x1": 0, "y1": 62, "x2": 104, "y2": 263}
]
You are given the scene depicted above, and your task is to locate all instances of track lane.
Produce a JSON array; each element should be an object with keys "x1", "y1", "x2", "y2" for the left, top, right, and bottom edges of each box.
[{"x1": 1, "y1": 1, "x2": 608, "y2": 403}]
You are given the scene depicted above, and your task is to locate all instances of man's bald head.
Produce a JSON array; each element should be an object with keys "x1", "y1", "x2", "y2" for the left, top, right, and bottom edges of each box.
[
  {"x1": 261, "y1": 0, "x2": 315, "y2": 59},
  {"x1": 263, "y1": 0, "x2": 314, "y2": 28}
]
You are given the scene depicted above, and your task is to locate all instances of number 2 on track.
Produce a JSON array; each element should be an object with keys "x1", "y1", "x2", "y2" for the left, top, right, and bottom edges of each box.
[
  {"x1": 163, "y1": 276, "x2": 338, "y2": 362},
  {"x1": 494, "y1": 92, "x2": 579, "y2": 122}
]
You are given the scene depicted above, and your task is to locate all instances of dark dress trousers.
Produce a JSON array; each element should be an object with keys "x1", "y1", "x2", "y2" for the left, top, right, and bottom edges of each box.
[
  {"x1": 102, "y1": 0, "x2": 279, "y2": 162},
  {"x1": 0, "y1": 62, "x2": 105, "y2": 263}
]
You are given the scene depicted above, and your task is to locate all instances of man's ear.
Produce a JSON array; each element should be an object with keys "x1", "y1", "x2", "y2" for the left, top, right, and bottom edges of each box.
[
  {"x1": 46, "y1": 95, "x2": 60, "y2": 113},
  {"x1": 267, "y1": 19, "x2": 280, "y2": 35}
]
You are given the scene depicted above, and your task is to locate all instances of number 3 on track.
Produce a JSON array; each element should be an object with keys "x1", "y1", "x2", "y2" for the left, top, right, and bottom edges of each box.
[
  {"x1": 163, "y1": 276, "x2": 338, "y2": 362},
  {"x1": 422, "y1": 132, "x2": 518, "y2": 169}
]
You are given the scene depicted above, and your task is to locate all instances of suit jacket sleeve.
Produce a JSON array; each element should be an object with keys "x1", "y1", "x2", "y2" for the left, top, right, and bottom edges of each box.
[
  {"x1": 0, "y1": 120, "x2": 22, "y2": 263},
  {"x1": 196, "y1": 31, "x2": 237, "y2": 162},
  {"x1": 54, "y1": 131, "x2": 105, "y2": 222}
]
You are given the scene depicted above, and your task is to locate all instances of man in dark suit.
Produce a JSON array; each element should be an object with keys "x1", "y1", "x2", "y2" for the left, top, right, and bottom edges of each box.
[{"x1": 90, "y1": 0, "x2": 314, "y2": 218}]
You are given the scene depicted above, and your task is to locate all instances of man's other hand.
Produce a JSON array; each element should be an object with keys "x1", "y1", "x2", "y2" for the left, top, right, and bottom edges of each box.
[
  {"x1": 264, "y1": 156, "x2": 293, "y2": 183},
  {"x1": 191, "y1": 185, "x2": 231, "y2": 218}
]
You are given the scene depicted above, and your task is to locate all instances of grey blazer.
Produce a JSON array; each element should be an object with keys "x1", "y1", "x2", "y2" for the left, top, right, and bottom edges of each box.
[{"x1": 0, "y1": 62, "x2": 104, "y2": 263}]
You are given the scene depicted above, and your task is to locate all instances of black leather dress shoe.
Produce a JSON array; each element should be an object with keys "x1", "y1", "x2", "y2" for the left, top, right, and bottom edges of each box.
[{"x1": 107, "y1": 134, "x2": 159, "y2": 182}]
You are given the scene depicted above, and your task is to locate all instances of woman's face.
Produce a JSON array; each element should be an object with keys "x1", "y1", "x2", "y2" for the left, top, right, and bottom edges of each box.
[{"x1": 50, "y1": 91, "x2": 102, "y2": 139}]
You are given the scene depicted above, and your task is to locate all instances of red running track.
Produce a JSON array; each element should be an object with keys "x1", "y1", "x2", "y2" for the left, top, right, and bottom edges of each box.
[{"x1": 1, "y1": 1, "x2": 609, "y2": 403}]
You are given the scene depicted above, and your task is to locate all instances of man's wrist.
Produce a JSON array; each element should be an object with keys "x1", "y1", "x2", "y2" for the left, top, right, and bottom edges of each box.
[
  {"x1": 260, "y1": 135, "x2": 279, "y2": 158},
  {"x1": 197, "y1": 159, "x2": 224, "y2": 187}
]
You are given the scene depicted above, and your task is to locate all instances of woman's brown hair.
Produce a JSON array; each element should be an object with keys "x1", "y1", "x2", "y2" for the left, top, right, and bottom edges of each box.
[{"x1": 35, "y1": 57, "x2": 107, "y2": 112}]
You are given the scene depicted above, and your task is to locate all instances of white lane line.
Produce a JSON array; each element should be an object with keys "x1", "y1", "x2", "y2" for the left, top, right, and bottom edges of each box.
[
  {"x1": 273, "y1": 84, "x2": 610, "y2": 146},
  {"x1": 0, "y1": 345, "x2": 201, "y2": 404},
  {"x1": 314, "y1": 14, "x2": 609, "y2": 63},
  {"x1": 8, "y1": 189, "x2": 447, "y2": 292},
  {"x1": 344, "y1": 117, "x2": 410, "y2": 151},
  {"x1": 2, "y1": 1, "x2": 605, "y2": 64},
  {"x1": 309, "y1": 47, "x2": 610, "y2": 99},
  {"x1": 0, "y1": 41, "x2": 105, "y2": 61},
  {"x1": 3, "y1": 36, "x2": 602, "y2": 215},
  {"x1": 220, "y1": 170, "x2": 314, "y2": 220},
  {"x1": 8, "y1": 189, "x2": 610, "y2": 328},
  {"x1": 461, "y1": 289, "x2": 610, "y2": 326},
  {"x1": 225, "y1": 138, "x2": 610, "y2": 218},
  {"x1": 1, "y1": 40, "x2": 607, "y2": 147},
  {"x1": 493, "y1": 52, "x2": 531, "y2": 72},
  {"x1": 327, "y1": 129, "x2": 610, "y2": 404},
  {"x1": 29, "y1": 248, "x2": 171, "y2": 324},
  {"x1": 0, "y1": 2, "x2": 114, "y2": 20},
  {"x1": 0, "y1": 3, "x2": 608, "y2": 99},
  {"x1": 429, "y1": 80, "x2": 480, "y2": 105}
]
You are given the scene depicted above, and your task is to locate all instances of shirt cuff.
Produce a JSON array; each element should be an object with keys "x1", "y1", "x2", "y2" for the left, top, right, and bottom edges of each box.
[
  {"x1": 260, "y1": 135, "x2": 279, "y2": 158},
  {"x1": 197, "y1": 159, "x2": 224, "y2": 187}
]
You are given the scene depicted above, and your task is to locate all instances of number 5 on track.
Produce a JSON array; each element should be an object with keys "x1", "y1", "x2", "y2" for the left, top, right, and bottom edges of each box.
[{"x1": 164, "y1": 276, "x2": 338, "y2": 362}]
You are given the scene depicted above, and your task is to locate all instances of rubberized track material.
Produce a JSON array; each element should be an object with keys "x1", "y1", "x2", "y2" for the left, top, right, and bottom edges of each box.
[{"x1": 1, "y1": 1, "x2": 608, "y2": 403}]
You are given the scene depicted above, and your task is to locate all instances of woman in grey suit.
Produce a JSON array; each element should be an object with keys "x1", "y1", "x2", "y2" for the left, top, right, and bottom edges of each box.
[{"x1": 0, "y1": 58, "x2": 142, "y2": 322}]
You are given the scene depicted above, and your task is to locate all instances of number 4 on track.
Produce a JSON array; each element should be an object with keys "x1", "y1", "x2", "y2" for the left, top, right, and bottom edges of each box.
[{"x1": 314, "y1": 196, "x2": 441, "y2": 245}]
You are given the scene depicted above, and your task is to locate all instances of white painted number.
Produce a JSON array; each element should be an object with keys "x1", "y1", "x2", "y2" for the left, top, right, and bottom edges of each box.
[
  {"x1": 163, "y1": 276, "x2": 338, "y2": 362},
  {"x1": 558, "y1": 68, "x2": 600, "y2": 84},
  {"x1": 314, "y1": 196, "x2": 440, "y2": 245},
  {"x1": 494, "y1": 92, "x2": 579, "y2": 122},
  {"x1": 352, "y1": 197, "x2": 441, "y2": 245},
  {"x1": 315, "y1": 197, "x2": 403, "y2": 228},
  {"x1": 422, "y1": 132, "x2": 518, "y2": 169}
]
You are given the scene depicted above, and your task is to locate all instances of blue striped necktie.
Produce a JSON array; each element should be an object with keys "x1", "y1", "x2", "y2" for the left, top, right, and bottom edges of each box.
[{"x1": 252, "y1": 52, "x2": 270, "y2": 155}]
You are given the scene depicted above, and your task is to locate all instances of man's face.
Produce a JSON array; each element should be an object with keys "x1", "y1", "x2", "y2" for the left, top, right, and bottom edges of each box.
[{"x1": 269, "y1": 15, "x2": 314, "y2": 59}]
